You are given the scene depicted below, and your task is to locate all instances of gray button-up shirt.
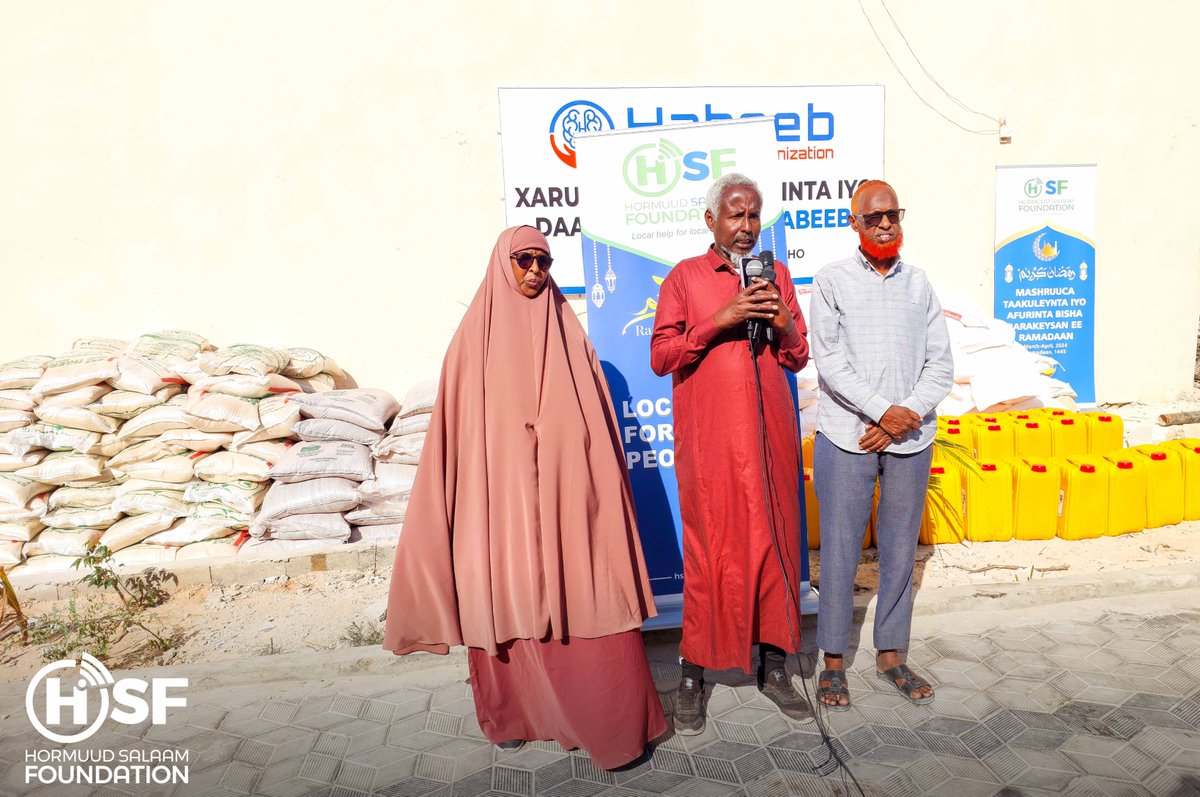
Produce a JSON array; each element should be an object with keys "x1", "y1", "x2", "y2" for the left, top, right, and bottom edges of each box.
[{"x1": 810, "y1": 249, "x2": 954, "y2": 454}]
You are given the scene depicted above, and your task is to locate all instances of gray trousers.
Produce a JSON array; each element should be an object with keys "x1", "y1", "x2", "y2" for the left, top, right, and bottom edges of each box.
[{"x1": 813, "y1": 432, "x2": 933, "y2": 654}]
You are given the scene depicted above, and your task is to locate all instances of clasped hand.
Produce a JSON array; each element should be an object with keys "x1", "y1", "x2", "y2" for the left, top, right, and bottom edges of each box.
[
  {"x1": 712, "y1": 278, "x2": 792, "y2": 332},
  {"x1": 858, "y1": 405, "x2": 923, "y2": 453}
]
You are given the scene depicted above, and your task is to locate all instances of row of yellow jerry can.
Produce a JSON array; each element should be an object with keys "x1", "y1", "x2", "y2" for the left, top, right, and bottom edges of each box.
[
  {"x1": 935, "y1": 408, "x2": 1123, "y2": 460},
  {"x1": 801, "y1": 435, "x2": 1199, "y2": 548}
]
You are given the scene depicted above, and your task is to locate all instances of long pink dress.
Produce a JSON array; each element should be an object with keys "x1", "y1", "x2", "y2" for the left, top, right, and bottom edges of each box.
[{"x1": 384, "y1": 226, "x2": 665, "y2": 768}]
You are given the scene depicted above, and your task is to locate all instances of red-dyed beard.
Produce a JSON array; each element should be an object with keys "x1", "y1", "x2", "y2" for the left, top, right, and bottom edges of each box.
[{"x1": 859, "y1": 229, "x2": 903, "y2": 261}]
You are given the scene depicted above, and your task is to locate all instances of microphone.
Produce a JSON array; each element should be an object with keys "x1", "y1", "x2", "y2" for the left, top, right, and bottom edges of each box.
[
  {"x1": 739, "y1": 255, "x2": 764, "y2": 346},
  {"x1": 759, "y1": 251, "x2": 777, "y2": 345}
]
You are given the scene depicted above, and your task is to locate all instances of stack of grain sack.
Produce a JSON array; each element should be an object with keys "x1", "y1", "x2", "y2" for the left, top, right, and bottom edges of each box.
[
  {"x1": 358, "y1": 380, "x2": 438, "y2": 538},
  {"x1": 790, "y1": 285, "x2": 1076, "y2": 430},
  {"x1": 0, "y1": 334, "x2": 351, "y2": 575},
  {"x1": 246, "y1": 388, "x2": 401, "y2": 558}
]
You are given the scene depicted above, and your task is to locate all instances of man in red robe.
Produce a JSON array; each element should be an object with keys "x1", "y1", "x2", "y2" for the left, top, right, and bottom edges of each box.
[{"x1": 650, "y1": 173, "x2": 811, "y2": 735}]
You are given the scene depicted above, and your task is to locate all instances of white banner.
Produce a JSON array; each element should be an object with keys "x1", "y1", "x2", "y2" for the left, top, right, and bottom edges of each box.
[{"x1": 499, "y1": 85, "x2": 885, "y2": 291}]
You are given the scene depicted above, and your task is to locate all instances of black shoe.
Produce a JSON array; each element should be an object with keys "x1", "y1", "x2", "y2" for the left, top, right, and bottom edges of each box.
[
  {"x1": 494, "y1": 739, "x2": 525, "y2": 752},
  {"x1": 673, "y1": 676, "x2": 706, "y2": 736},
  {"x1": 758, "y1": 667, "x2": 813, "y2": 721}
]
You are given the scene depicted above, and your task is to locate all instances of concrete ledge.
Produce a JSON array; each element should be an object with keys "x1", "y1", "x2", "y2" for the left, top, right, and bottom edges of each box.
[{"x1": 7, "y1": 539, "x2": 399, "y2": 602}]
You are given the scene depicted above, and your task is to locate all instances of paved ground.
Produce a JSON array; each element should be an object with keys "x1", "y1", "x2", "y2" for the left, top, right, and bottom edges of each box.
[{"x1": 2, "y1": 579, "x2": 1199, "y2": 797}]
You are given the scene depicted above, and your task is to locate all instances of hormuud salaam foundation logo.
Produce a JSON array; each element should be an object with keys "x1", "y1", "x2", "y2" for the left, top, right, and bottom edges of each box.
[{"x1": 549, "y1": 100, "x2": 614, "y2": 168}]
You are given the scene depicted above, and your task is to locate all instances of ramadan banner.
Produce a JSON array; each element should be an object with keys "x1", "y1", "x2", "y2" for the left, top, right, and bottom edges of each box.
[
  {"x1": 995, "y1": 165, "x2": 1097, "y2": 404},
  {"x1": 575, "y1": 118, "x2": 817, "y2": 623}
]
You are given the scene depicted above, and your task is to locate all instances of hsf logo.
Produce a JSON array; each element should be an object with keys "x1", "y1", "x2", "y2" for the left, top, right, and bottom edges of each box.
[
  {"x1": 26, "y1": 652, "x2": 187, "y2": 744},
  {"x1": 623, "y1": 139, "x2": 736, "y2": 197},
  {"x1": 1024, "y1": 178, "x2": 1069, "y2": 198}
]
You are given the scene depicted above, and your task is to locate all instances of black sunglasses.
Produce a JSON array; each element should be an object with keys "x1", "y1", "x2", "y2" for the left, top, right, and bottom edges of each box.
[
  {"x1": 511, "y1": 252, "x2": 553, "y2": 270},
  {"x1": 854, "y1": 209, "x2": 905, "y2": 228}
]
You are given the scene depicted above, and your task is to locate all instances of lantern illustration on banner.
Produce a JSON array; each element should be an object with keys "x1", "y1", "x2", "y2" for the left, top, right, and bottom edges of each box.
[
  {"x1": 590, "y1": 239, "x2": 606, "y2": 308},
  {"x1": 1004, "y1": 263, "x2": 1013, "y2": 284},
  {"x1": 1080, "y1": 261, "x2": 1088, "y2": 281}
]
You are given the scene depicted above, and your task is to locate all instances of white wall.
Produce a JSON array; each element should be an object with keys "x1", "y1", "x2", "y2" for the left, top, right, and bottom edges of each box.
[{"x1": 1, "y1": 1, "x2": 1196, "y2": 401}]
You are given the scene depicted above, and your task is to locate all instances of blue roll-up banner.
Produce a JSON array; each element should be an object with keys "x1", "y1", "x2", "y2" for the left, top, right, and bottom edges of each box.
[
  {"x1": 994, "y1": 165, "x2": 1097, "y2": 404},
  {"x1": 574, "y1": 118, "x2": 819, "y2": 627}
]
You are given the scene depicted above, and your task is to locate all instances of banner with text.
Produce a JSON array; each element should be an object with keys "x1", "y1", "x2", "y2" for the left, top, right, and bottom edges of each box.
[
  {"x1": 994, "y1": 165, "x2": 1097, "y2": 404},
  {"x1": 499, "y1": 85, "x2": 885, "y2": 292},
  {"x1": 575, "y1": 118, "x2": 806, "y2": 614}
]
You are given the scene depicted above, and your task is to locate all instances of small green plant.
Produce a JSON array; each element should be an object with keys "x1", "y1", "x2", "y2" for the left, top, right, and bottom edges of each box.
[
  {"x1": 256, "y1": 637, "x2": 286, "y2": 656},
  {"x1": 339, "y1": 620, "x2": 384, "y2": 647},
  {"x1": 27, "y1": 544, "x2": 180, "y2": 664}
]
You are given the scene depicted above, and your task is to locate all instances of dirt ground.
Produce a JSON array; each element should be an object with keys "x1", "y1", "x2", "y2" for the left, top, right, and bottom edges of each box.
[
  {"x1": 1, "y1": 519, "x2": 1197, "y2": 684},
  {"x1": 2, "y1": 395, "x2": 1197, "y2": 683}
]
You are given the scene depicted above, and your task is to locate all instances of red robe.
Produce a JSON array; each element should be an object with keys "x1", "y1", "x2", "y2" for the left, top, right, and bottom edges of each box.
[{"x1": 650, "y1": 247, "x2": 809, "y2": 673}]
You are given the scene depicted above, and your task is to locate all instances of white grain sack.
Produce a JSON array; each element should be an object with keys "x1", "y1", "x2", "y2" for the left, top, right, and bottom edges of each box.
[
  {"x1": 24, "y1": 528, "x2": 104, "y2": 557},
  {"x1": 77, "y1": 434, "x2": 134, "y2": 459},
  {"x1": 184, "y1": 391, "x2": 261, "y2": 432},
  {"x1": 184, "y1": 480, "x2": 266, "y2": 515},
  {"x1": 229, "y1": 440, "x2": 291, "y2": 465},
  {"x1": 0, "y1": 495, "x2": 48, "y2": 522},
  {"x1": 115, "y1": 453, "x2": 204, "y2": 483},
  {"x1": 145, "y1": 517, "x2": 239, "y2": 545},
  {"x1": 48, "y1": 483, "x2": 121, "y2": 510},
  {"x1": 398, "y1": 380, "x2": 438, "y2": 419},
  {"x1": 113, "y1": 489, "x2": 189, "y2": 517},
  {"x1": 125, "y1": 330, "x2": 210, "y2": 364},
  {"x1": 294, "y1": 418, "x2": 382, "y2": 447},
  {"x1": 6, "y1": 424, "x2": 100, "y2": 456},
  {"x1": 346, "y1": 498, "x2": 408, "y2": 525},
  {"x1": 111, "y1": 544, "x2": 177, "y2": 567},
  {"x1": 176, "y1": 535, "x2": 242, "y2": 560},
  {"x1": 41, "y1": 506, "x2": 122, "y2": 530},
  {"x1": 187, "y1": 503, "x2": 251, "y2": 529},
  {"x1": 0, "y1": 519, "x2": 44, "y2": 542},
  {"x1": 0, "y1": 410, "x2": 34, "y2": 434},
  {"x1": 268, "y1": 441, "x2": 373, "y2": 483},
  {"x1": 258, "y1": 477, "x2": 360, "y2": 521},
  {"x1": 0, "y1": 540, "x2": 23, "y2": 567},
  {"x1": 109, "y1": 439, "x2": 189, "y2": 471},
  {"x1": 251, "y1": 512, "x2": 351, "y2": 541},
  {"x1": 39, "y1": 384, "x2": 113, "y2": 409},
  {"x1": 358, "y1": 463, "x2": 417, "y2": 501},
  {"x1": 0, "y1": 450, "x2": 45, "y2": 473},
  {"x1": 109, "y1": 354, "x2": 185, "y2": 395},
  {"x1": 9, "y1": 553, "x2": 78, "y2": 574},
  {"x1": 353, "y1": 524, "x2": 402, "y2": 542},
  {"x1": 372, "y1": 432, "x2": 426, "y2": 465},
  {"x1": 0, "y1": 389, "x2": 36, "y2": 411},
  {"x1": 89, "y1": 386, "x2": 181, "y2": 420},
  {"x1": 17, "y1": 452, "x2": 107, "y2": 486},
  {"x1": 32, "y1": 350, "x2": 122, "y2": 398},
  {"x1": 33, "y1": 405, "x2": 121, "y2": 435},
  {"x1": 283, "y1": 348, "x2": 344, "y2": 380},
  {"x1": 387, "y1": 413, "x2": 431, "y2": 437},
  {"x1": 193, "y1": 451, "x2": 273, "y2": 483},
  {"x1": 192, "y1": 373, "x2": 302, "y2": 398},
  {"x1": 228, "y1": 395, "x2": 299, "y2": 446},
  {"x1": 292, "y1": 373, "x2": 337, "y2": 393},
  {"x1": 117, "y1": 398, "x2": 192, "y2": 439},
  {"x1": 0, "y1": 474, "x2": 52, "y2": 507},
  {"x1": 99, "y1": 513, "x2": 177, "y2": 552},
  {"x1": 198, "y1": 345, "x2": 289, "y2": 378},
  {"x1": 288, "y1": 389, "x2": 399, "y2": 432},
  {"x1": 157, "y1": 428, "x2": 233, "y2": 452},
  {"x1": 0, "y1": 356, "x2": 53, "y2": 391},
  {"x1": 114, "y1": 478, "x2": 186, "y2": 497}
]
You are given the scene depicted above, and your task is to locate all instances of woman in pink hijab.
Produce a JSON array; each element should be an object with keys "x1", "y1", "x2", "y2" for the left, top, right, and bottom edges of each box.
[{"x1": 383, "y1": 226, "x2": 666, "y2": 768}]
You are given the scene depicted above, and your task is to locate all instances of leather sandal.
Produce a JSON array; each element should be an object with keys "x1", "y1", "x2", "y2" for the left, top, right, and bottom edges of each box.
[
  {"x1": 876, "y1": 663, "x2": 935, "y2": 705},
  {"x1": 816, "y1": 668, "x2": 851, "y2": 712}
]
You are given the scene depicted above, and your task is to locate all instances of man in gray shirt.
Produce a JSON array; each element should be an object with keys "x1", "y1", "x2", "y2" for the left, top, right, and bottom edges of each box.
[{"x1": 809, "y1": 180, "x2": 953, "y2": 711}]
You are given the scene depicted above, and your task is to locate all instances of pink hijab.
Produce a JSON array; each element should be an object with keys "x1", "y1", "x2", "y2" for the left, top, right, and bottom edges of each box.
[{"x1": 383, "y1": 226, "x2": 656, "y2": 656}]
